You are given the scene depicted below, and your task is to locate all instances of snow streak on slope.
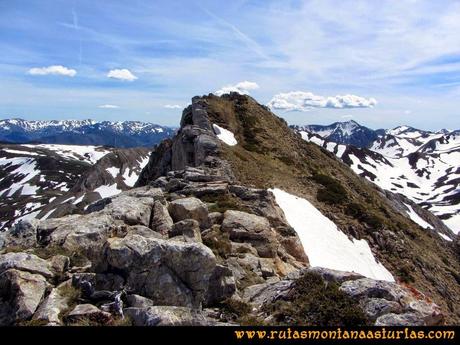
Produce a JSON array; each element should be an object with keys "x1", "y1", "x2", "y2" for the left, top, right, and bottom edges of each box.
[
  {"x1": 270, "y1": 188, "x2": 394, "y2": 281},
  {"x1": 23, "y1": 144, "x2": 111, "y2": 164},
  {"x1": 299, "y1": 129, "x2": 460, "y2": 234},
  {"x1": 212, "y1": 124, "x2": 238, "y2": 146}
]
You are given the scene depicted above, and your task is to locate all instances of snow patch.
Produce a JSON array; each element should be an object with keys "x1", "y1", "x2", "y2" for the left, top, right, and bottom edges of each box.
[
  {"x1": 405, "y1": 204, "x2": 433, "y2": 229},
  {"x1": 212, "y1": 124, "x2": 237, "y2": 146},
  {"x1": 270, "y1": 188, "x2": 394, "y2": 282},
  {"x1": 94, "y1": 184, "x2": 121, "y2": 199}
]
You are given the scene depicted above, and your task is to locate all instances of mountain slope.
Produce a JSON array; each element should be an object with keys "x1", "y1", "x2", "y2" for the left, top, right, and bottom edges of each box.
[
  {"x1": 297, "y1": 126, "x2": 460, "y2": 235},
  {"x1": 0, "y1": 119, "x2": 175, "y2": 148},
  {"x1": 0, "y1": 143, "x2": 150, "y2": 230}
]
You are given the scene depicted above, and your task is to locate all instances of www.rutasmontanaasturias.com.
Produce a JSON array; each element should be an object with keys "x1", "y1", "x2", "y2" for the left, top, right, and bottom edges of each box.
[{"x1": 233, "y1": 327, "x2": 456, "y2": 341}]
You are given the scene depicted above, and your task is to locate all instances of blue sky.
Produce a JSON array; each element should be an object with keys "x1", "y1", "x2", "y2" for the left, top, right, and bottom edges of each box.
[{"x1": 1, "y1": 0, "x2": 460, "y2": 129}]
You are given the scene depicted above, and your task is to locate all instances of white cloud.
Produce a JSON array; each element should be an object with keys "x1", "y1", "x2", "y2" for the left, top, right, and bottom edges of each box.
[
  {"x1": 214, "y1": 81, "x2": 259, "y2": 96},
  {"x1": 98, "y1": 104, "x2": 119, "y2": 109},
  {"x1": 28, "y1": 65, "x2": 76, "y2": 77},
  {"x1": 107, "y1": 68, "x2": 138, "y2": 81},
  {"x1": 164, "y1": 104, "x2": 182, "y2": 109},
  {"x1": 267, "y1": 91, "x2": 377, "y2": 111},
  {"x1": 341, "y1": 115, "x2": 354, "y2": 119}
]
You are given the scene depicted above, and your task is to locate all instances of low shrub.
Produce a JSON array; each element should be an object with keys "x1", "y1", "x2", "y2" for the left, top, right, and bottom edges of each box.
[{"x1": 263, "y1": 272, "x2": 370, "y2": 326}]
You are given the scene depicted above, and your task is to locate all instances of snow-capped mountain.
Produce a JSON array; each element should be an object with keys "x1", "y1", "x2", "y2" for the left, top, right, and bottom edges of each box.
[
  {"x1": 0, "y1": 143, "x2": 151, "y2": 230},
  {"x1": 292, "y1": 120, "x2": 385, "y2": 148},
  {"x1": 0, "y1": 118, "x2": 176, "y2": 148},
  {"x1": 296, "y1": 122, "x2": 460, "y2": 236}
]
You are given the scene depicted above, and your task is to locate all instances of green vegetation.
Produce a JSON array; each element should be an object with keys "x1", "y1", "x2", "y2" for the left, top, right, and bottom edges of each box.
[
  {"x1": 345, "y1": 202, "x2": 385, "y2": 231},
  {"x1": 263, "y1": 272, "x2": 370, "y2": 326},
  {"x1": 395, "y1": 263, "x2": 415, "y2": 283},
  {"x1": 201, "y1": 193, "x2": 249, "y2": 213},
  {"x1": 310, "y1": 172, "x2": 348, "y2": 205},
  {"x1": 202, "y1": 227, "x2": 232, "y2": 259},
  {"x1": 219, "y1": 298, "x2": 265, "y2": 325}
]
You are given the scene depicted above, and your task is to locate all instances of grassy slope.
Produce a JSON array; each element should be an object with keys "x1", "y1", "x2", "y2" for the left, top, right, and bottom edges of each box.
[{"x1": 204, "y1": 93, "x2": 460, "y2": 323}]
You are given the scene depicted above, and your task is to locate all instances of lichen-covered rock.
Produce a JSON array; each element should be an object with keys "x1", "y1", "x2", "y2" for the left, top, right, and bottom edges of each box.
[
  {"x1": 170, "y1": 219, "x2": 202, "y2": 242},
  {"x1": 168, "y1": 197, "x2": 208, "y2": 225},
  {"x1": 0, "y1": 269, "x2": 49, "y2": 323},
  {"x1": 124, "y1": 306, "x2": 209, "y2": 326},
  {"x1": 105, "y1": 234, "x2": 216, "y2": 307},
  {"x1": 0, "y1": 252, "x2": 54, "y2": 279},
  {"x1": 0, "y1": 219, "x2": 39, "y2": 249},
  {"x1": 205, "y1": 264, "x2": 236, "y2": 306},
  {"x1": 151, "y1": 200, "x2": 173, "y2": 235},
  {"x1": 126, "y1": 294, "x2": 154, "y2": 308},
  {"x1": 32, "y1": 281, "x2": 73, "y2": 325},
  {"x1": 221, "y1": 210, "x2": 277, "y2": 258},
  {"x1": 64, "y1": 304, "x2": 112, "y2": 325}
]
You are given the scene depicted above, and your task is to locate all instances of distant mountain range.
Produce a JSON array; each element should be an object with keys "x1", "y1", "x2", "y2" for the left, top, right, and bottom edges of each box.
[
  {"x1": 0, "y1": 118, "x2": 176, "y2": 148},
  {"x1": 294, "y1": 121, "x2": 460, "y2": 235}
]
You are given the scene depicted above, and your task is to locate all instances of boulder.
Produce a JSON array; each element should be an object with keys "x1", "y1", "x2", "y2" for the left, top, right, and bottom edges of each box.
[
  {"x1": 361, "y1": 298, "x2": 403, "y2": 321},
  {"x1": 0, "y1": 252, "x2": 54, "y2": 279},
  {"x1": 151, "y1": 200, "x2": 174, "y2": 235},
  {"x1": 0, "y1": 269, "x2": 49, "y2": 323},
  {"x1": 124, "y1": 306, "x2": 209, "y2": 326},
  {"x1": 168, "y1": 197, "x2": 208, "y2": 225},
  {"x1": 309, "y1": 267, "x2": 364, "y2": 284},
  {"x1": 0, "y1": 219, "x2": 38, "y2": 249},
  {"x1": 64, "y1": 304, "x2": 112, "y2": 325},
  {"x1": 375, "y1": 312, "x2": 426, "y2": 326},
  {"x1": 205, "y1": 265, "x2": 236, "y2": 306},
  {"x1": 126, "y1": 294, "x2": 154, "y2": 308},
  {"x1": 339, "y1": 278, "x2": 406, "y2": 301},
  {"x1": 49, "y1": 255, "x2": 70, "y2": 274},
  {"x1": 103, "y1": 194, "x2": 154, "y2": 227},
  {"x1": 170, "y1": 219, "x2": 202, "y2": 242},
  {"x1": 128, "y1": 225, "x2": 164, "y2": 239},
  {"x1": 105, "y1": 234, "x2": 216, "y2": 307},
  {"x1": 32, "y1": 281, "x2": 73, "y2": 325},
  {"x1": 221, "y1": 210, "x2": 277, "y2": 258}
]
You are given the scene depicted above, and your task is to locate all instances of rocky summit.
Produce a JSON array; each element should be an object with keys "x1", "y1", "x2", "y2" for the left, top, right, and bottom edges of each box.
[{"x1": 0, "y1": 93, "x2": 459, "y2": 326}]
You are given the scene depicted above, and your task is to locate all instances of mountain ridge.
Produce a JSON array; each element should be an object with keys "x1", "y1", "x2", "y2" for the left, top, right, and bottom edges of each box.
[{"x1": 0, "y1": 118, "x2": 176, "y2": 148}]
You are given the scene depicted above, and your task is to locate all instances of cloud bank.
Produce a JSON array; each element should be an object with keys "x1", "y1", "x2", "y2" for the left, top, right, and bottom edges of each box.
[
  {"x1": 28, "y1": 65, "x2": 77, "y2": 77},
  {"x1": 267, "y1": 91, "x2": 377, "y2": 111},
  {"x1": 107, "y1": 69, "x2": 138, "y2": 81},
  {"x1": 214, "y1": 81, "x2": 259, "y2": 96}
]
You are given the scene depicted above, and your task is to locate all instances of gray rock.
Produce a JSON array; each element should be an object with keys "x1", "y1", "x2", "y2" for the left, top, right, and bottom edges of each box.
[
  {"x1": 205, "y1": 265, "x2": 236, "y2": 306},
  {"x1": 0, "y1": 252, "x2": 54, "y2": 279},
  {"x1": 170, "y1": 219, "x2": 202, "y2": 242},
  {"x1": 406, "y1": 300, "x2": 443, "y2": 325},
  {"x1": 182, "y1": 183, "x2": 228, "y2": 197},
  {"x1": 124, "y1": 306, "x2": 209, "y2": 326},
  {"x1": 103, "y1": 194, "x2": 154, "y2": 226},
  {"x1": 1, "y1": 219, "x2": 39, "y2": 249},
  {"x1": 151, "y1": 200, "x2": 174, "y2": 235},
  {"x1": 222, "y1": 210, "x2": 277, "y2": 258},
  {"x1": 49, "y1": 255, "x2": 70, "y2": 274},
  {"x1": 361, "y1": 298, "x2": 403, "y2": 321},
  {"x1": 309, "y1": 267, "x2": 364, "y2": 284},
  {"x1": 128, "y1": 225, "x2": 164, "y2": 239},
  {"x1": 0, "y1": 269, "x2": 49, "y2": 323},
  {"x1": 208, "y1": 212, "x2": 223, "y2": 225},
  {"x1": 64, "y1": 304, "x2": 112, "y2": 324},
  {"x1": 243, "y1": 279, "x2": 294, "y2": 306},
  {"x1": 340, "y1": 278, "x2": 406, "y2": 301},
  {"x1": 375, "y1": 312, "x2": 426, "y2": 326},
  {"x1": 126, "y1": 294, "x2": 154, "y2": 308},
  {"x1": 33, "y1": 281, "x2": 73, "y2": 325},
  {"x1": 168, "y1": 197, "x2": 208, "y2": 225},
  {"x1": 105, "y1": 234, "x2": 216, "y2": 307}
]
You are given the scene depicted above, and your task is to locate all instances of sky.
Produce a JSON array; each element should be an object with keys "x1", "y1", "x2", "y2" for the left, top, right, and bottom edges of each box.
[{"x1": 1, "y1": 0, "x2": 460, "y2": 130}]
